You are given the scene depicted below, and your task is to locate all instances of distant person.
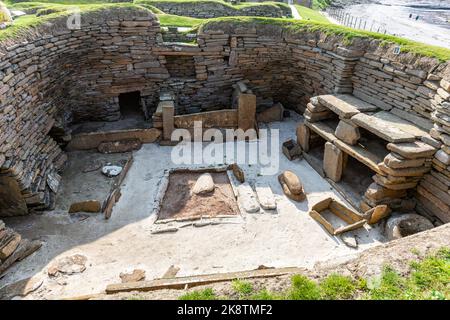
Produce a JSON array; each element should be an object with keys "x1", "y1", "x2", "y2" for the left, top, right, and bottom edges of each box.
[
  {"x1": 416, "y1": 15, "x2": 419, "y2": 21},
  {"x1": 409, "y1": 13, "x2": 412, "y2": 18}
]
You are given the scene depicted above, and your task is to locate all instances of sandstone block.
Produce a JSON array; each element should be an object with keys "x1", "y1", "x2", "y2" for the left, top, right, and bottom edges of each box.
[
  {"x1": 238, "y1": 93, "x2": 256, "y2": 132},
  {"x1": 323, "y1": 142, "x2": 344, "y2": 182},
  {"x1": 435, "y1": 149, "x2": 450, "y2": 165},
  {"x1": 0, "y1": 229, "x2": 21, "y2": 261},
  {"x1": 278, "y1": 171, "x2": 305, "y2": 202},
  {"x1": 334, "y1": 120, "x2": 360, "y2": 145},
  {"x1": 255, "y1": 183, "x2": 276, "y2": 210},
  {"x1": 237, "y1": 183, "x2": 260, "y2": 213},
  {"x1": 364, "y1": 182, "x2": 407, "y2": 201},
  {"x1": 192, "y1": 173, "x2": 215, "y2": 195},
  {"x1": 387, "y1": 141, "x2": 436, "y2": 159},
  {"x1": 296, "y1": 123, "x2": 310, "y2": 152},
  {"x1": 383, "y1": 153, "x2": 425, "y2": 169}
]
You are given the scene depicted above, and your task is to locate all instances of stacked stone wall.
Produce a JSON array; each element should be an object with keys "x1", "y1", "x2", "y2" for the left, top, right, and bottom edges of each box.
[
  {"x1": 1, "y1": 9, "x2": 450, "y2": 221},
  {"x1": 148, "y1": 1, "x2": 288, "y2": 19}
]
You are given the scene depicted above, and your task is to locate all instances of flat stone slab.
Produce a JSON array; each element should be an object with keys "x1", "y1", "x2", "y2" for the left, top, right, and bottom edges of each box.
[
  {"x1": 317, "y1": 94, "x2": 377, "y2": 119},
  {"x1": 372, "y1": 111, "x2": 429, "y2": 139},
  {"x1": 387, "y1": 141, "x2": 436, "y2": 159},
  {"x1": 334, "y1": 139, "x2": 384, "y2": 175},
  {"x1": 255, "y1": 183, "x2": 276, "y2": 210},
  {"x1": 383, "y1": 153, "x2": 426, "y2": 169},
  {"x1": 237, "y1": 183, "x2": 260, "y2": 213},
  {"x1": 351, "y1": 112, "x2": 416, "y2": 143},
  {"x1": 304, "y1": 121, "x2": 337, "y2": 143}
]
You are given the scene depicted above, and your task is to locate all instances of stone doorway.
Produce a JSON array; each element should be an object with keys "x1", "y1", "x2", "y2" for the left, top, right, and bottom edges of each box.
[{"x1": 119, "y1": 91, "x2": 143, "y2": 119}]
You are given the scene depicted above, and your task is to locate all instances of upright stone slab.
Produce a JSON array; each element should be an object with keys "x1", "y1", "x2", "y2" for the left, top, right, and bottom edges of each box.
[
  {"x1": 335, "y1": 120, "x2": 360, "y2": 145},
  {"x1": 161, "y1": 101, "x2": 175, "y2": 141},
  {"x1": 238, "y1": 93, "x2": 256, "y2": 132},
  {"x1": 296, "y1": 123, "x2": 310, "y2": 152},
  {"x1": 323, "y1": 142, "x2": 344, "y2": 182}
]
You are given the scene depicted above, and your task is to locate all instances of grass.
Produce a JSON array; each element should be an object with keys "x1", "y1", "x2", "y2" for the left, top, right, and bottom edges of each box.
[
  {"x1": 2, "y1": 1, "x2": 450, "y2": 60},
  {"x1": 157, "y1": 13, "x2": 204, "y2": 27},
  {"x1": 312, "y1": 0, "x2": 332, "y2": 10},
  {"x1": 179, "y1": 288, "x2": 218, "y2": 300},
  {"x1": 295, "y1": 4, "x2": 329, "y2": 23},
  {"x1": 178, "y1": 248, "x2": 450, "y2": 300}
]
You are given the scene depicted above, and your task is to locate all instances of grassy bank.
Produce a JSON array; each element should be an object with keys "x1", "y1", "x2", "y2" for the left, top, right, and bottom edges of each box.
[
  {"x1": 179, "y1": 248, "x2": 449, "y2": 300},
  {"x1": 295, "y1": 4, "x2": 329, "y2": 23},
  {"x1": 2, "y1": 2, "x2": 450, "y2": 61},
  {"x1": 201, "y1": 16, "x2": 450, "y2": 61}
]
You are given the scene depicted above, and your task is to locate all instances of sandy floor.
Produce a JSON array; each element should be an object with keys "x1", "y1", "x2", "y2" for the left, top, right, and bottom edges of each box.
[
  {"x1": 0, "y1": 114, "x2": 386, "y2": 299},
  {"x1": 327, "y1": 0, "x2": 450, "y2": 48}
]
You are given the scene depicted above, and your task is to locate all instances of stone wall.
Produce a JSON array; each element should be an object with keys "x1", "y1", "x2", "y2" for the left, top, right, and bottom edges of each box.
[
  {"x1": 146, "y1": 1, "x2": 289, "y2": 19},
  {"x1": 1, "y1": 8, "x2": 450, "y2": 221}
]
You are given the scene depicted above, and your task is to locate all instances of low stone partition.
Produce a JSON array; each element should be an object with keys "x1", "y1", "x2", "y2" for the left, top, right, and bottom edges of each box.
[{"x1": 138, "y1": 0, "x2": 290, "y2": 19}]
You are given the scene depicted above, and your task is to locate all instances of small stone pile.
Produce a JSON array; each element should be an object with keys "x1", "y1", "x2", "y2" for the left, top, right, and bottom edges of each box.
[{"x1": 0, "y1": 220, "x2": 41, "y2": 275}]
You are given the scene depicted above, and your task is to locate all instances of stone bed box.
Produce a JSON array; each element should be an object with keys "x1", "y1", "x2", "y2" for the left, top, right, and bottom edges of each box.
[{"x1": 309, "y1": 197, "x2": 366, "y2": 235}]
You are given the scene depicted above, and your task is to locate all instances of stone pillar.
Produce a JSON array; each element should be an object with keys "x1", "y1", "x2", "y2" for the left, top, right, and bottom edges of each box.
[
  {"x1": 323, "y1": 142, "x2": 344, "y2": 182},
  {"x1": 335, "y1": 120, "x2": 360, "y2": 145},
  {"x1": 237, "y1": 93, "x2": 256, "y2": 132},
  {"x1": 296, "y1": 123, "x2": 310, "y2": 152},
  {"x1": 162, "y1": 101, "x2": 175, "y2": 141}
]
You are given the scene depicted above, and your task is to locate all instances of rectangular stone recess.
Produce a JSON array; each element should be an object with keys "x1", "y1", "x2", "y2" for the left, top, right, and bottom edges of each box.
[
  {"x1": 351, "y1": 112, "x2": 416, "y2": 143},
  {"x1": 309, "y1": 197, "x2": 366, "y2": 235},
  {"x1": 157, "y1": 170, "x2": 239, "y2": 221},
  {"x1": 165, "y1": 55, "x2": 196, "y2": 78}
]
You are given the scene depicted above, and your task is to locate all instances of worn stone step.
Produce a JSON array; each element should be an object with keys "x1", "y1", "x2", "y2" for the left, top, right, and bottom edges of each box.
[{"x1": 351, "y1": 112, "x2": 416, "y2": 143}]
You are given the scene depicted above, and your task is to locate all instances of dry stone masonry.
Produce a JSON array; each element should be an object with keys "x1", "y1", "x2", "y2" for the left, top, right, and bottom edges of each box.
[
  {"x1": 147, "y1": 1, "x2": 290, "y2": 19},
  {"x1": 0, "y1": 7, "x2": 449, "y2": 225}
]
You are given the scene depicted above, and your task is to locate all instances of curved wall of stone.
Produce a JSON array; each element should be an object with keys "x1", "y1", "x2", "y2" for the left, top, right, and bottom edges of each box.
[
  {"x1": 1, "y1": 7, "x2": 449, "y2": 220},
  {"x1": 143, "y1": 1, "x2": 288, "y2": 19}
]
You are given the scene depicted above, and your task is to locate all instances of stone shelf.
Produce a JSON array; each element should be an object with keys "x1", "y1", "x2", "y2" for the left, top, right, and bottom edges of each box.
[
  {"x1": 304, "y1": 120, "x2": 338, "y2": 143},
  {"x1": 334, "y1": 139, "x2": 384, "y2": 175},
  {"x1": 317, "y1": 94, "x2": 377, "y2": 119},
  {"x1": 351, "y1": 112, "x2": 416, "y2": 143}
]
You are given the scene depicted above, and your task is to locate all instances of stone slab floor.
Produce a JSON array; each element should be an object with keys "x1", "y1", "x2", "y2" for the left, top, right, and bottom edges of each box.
[{"x1": 0, "y1": 114, "x2": 386, "y2": 299}]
